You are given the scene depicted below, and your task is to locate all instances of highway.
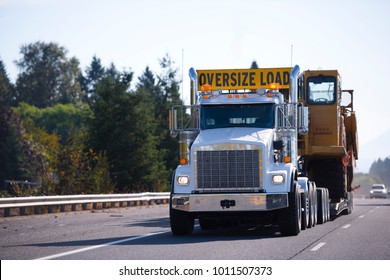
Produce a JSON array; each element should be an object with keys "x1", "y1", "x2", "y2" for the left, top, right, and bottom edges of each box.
[{"x1": 1, "y1": 198, "x2": 389, "y2": 260}]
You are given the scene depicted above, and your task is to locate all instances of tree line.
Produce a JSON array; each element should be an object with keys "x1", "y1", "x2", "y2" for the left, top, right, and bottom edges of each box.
[
  {"x1": 369, "y1": 156, "x2": 390, "y2": 187},
  {"x1": 0, "y1": 41, "x2": 183, "y2": 196}
]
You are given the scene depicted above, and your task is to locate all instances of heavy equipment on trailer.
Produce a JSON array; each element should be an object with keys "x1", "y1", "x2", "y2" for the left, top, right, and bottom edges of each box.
[{"x1": 168, "y1": 65, "x2": 358, "y2": 236}]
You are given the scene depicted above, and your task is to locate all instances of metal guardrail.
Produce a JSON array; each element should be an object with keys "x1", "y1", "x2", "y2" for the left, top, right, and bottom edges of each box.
[{"x1": 0, "y1": 192, "x2": 170, "y2": 217}]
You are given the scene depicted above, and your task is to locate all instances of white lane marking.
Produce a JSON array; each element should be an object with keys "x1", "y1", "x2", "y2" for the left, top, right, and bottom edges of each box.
[
  {"x1": 359, "y1": 215, "x2": 365, "y2": 218},
  {"x1": 342, "y1": 224, "x2": 351, "y2": 229},
  {"x1": 311, "y1": 242, "x2": 326, "y2": 251},
  {"x1": 35, "y1": 230, "x2": 169, "y2": 260}
]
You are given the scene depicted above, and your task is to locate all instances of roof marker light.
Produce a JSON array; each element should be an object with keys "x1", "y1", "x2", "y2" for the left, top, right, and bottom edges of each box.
[
  {"x1": 201, "y1": 84, "x2": 211, "y2": 92},
  {"x1": 268, "y1": 83, "x2": 280, "y2": 90}
]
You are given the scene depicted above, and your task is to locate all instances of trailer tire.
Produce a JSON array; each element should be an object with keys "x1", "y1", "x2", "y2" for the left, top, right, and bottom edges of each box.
[{"x1": 279, "y1": 182, "x2": 301, "y2": 236}]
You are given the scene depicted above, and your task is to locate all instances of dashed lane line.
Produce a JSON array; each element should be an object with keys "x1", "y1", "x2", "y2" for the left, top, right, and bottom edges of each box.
[{"x1": 310, "y1": 242, "x2": 326, "y2": 251}]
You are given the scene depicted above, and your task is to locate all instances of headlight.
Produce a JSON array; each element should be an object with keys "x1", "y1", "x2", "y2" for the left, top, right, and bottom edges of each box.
[
  {"x1": 177, "y1": 175, "x2": 190, "y2": 186},
  {"x1": 272, "y1": 174, "x2": 285, "y2": 184}
]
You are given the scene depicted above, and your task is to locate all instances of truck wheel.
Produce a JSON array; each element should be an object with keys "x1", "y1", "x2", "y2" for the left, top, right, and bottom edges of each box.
[
  {"x1": 279, "y1": 182, "x2": 301, "y2": 236},
  {"x1": 317, "y1": 188, "x2": 327, "y2": 224},
  {"x1": 170, "y1": 208, "x2": 194, "y2": 236},
  {"x1": 325, "y1": 189, "x2": 330, "y2": 221},
  {"x1": 312, "y1": 182, "x2": 318, "y2": 226},
  {"x1": 308, "y1": 182, "x2": 316, "y2": 228},
  {"x1": 301, "y1": 192, "x2": 309, "y2": 230}
]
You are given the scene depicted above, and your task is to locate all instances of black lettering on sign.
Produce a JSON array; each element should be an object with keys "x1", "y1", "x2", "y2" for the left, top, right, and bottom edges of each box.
[
  {"x1": 242, "y1": 72, "x2": 248, "y2": 86},
  {"x1": 231, "y1": 72, "x2": 237, "y2": 86},
  {"x1": 267, "y1": 72, "x2": 274, "y2": 84},
  {"x1": 207, "y1": 73, "x2": 214, "y2": 85},
  {"x1": 249, "y1": 72, "x2": 255, "y2": 86},
  {"x1": 215, "y1": 73, "x2": 221, "y2": 86},
  {"x1": 199, "y1": 73, "x2": 206, "y2": 86},
  {"x1": 275, "y1": 72, "x2": 282, "y2": 84},
  {"x1": 260, "y1": 72, "x2": 267, "y2": 86},
  {"x1": 223, "y1": 73, "x2": 229, "y2": 87},
  {"x1": 283, "y1": 71, "x2": 290, "y2": 85}
]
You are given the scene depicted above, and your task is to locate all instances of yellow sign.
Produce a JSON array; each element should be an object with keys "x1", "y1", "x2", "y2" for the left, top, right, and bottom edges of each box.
[{"x1": 197, "y1": 68, "x2": 292, "y2": 90}]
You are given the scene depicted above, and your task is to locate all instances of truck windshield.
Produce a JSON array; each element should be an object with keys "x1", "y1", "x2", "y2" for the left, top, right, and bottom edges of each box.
[
  {"x1": 201, "y1": 104, "x2": 275, "y2": 130},
  {"x1": 307, "y1": 76, "x2": 336, "y2": 104}
]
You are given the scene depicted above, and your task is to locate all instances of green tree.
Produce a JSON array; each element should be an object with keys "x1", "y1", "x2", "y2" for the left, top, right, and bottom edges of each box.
[
  {"x1": 250, "y1": 60, "x2": 259, "y2": 69},
  {"x1": 15, "y1": 102, "x2": 92, "y2": 144},
  {"x1": 90, "y1": 66, "x2": 164, "y2": 192},
  {"x1": 80, "y1": 55, "x2": 105, "y2": 101},
  {"x1": 155, "y1": 55, "x2": 182, "y2": 180},
  {"x1": 57, "y1": 131, "x2": 113, "y2": 194},
  {"x1": 369, "y1": 156, "x2": 390, "y2": 187},
  {"x1": 14, "y1": 41, "x2": 83, "y2": 107},
  {"x1": 0, "y1": 59, "x2": 15, "y2": 107},
  {"x1": 0, "y1": 108, "x2": 29, "y2": 191}
]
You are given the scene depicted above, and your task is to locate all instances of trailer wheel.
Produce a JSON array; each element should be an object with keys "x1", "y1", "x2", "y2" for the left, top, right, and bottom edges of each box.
[{"x1": 279, "y1": 182, "x2": 301, "y2": 236}]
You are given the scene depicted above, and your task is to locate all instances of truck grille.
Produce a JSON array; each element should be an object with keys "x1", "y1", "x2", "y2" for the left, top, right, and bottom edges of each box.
[{"x1": 196, "y1": 149, "x2": 261, "y2": 192}]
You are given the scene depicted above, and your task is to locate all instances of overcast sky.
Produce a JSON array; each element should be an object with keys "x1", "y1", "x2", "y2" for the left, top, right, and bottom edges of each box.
[{"x1": 1, "y1": 0, "x2": 389, "y2": 170}]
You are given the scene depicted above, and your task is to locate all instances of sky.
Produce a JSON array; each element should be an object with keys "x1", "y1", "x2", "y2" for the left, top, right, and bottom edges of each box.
[{"x1": 1, "y1": 0, "x2": 389, "y2": 171}]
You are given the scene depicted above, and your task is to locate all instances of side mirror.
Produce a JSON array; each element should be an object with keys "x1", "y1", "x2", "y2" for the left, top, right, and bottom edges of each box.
[{"x1": 169, "y1": 109, "x2": 178, "y2": 137}]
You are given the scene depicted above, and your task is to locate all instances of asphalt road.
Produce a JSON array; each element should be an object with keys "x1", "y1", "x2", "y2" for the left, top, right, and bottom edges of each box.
[{"x1": 1, "y1": 198, "x2": 389, "y2": 260}]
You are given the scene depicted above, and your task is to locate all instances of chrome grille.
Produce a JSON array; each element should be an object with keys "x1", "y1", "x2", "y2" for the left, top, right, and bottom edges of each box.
[{"x1": 196, "y1": 149, "x2": 261, "y2": 192}]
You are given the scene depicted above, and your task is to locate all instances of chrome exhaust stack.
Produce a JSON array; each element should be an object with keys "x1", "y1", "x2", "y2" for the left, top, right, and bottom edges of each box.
[{"x1": 189, "y1": 67, "x2": 198, "y2": 106}]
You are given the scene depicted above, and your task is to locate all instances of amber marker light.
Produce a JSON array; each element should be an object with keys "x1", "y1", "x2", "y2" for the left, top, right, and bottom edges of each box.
[{"x1": 201, "y1": 84, "x2": 212, "y2": 92}]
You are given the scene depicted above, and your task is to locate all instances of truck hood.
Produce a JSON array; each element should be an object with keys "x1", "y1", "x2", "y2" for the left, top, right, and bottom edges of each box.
[{"x1": 193, "y1": 127, "x2": 273, "y2": 148}]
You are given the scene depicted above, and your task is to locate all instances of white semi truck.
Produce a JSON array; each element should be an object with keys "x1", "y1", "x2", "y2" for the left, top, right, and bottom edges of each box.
[{"x1": 168, "y1": 65, "x2": 357, "y2": 236}]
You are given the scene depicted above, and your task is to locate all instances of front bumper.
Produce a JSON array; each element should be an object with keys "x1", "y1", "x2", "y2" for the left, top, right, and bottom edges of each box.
[{"x1": 171, "y1": 193, "x2": 288, "y2": 212}]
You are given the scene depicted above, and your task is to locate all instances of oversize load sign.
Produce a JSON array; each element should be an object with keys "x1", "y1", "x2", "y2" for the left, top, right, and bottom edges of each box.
[{"x1": 197, "y1": 68, "x2": 292, "y2": 90}]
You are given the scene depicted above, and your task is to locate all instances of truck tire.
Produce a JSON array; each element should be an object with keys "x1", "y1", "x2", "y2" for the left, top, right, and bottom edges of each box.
[
  {"x1": 308, "y1": 182, "x2": 316, "y2": 228},
  {"x1": 325, "y1": 189, "x2": 330, "y2": 221},
  {"x1": 317, "y1": 188, "x2": 327, "y2": 224},
  {"x1": 170, "y1": 208, "x2": 194, "y2": 236},
  {"x1": 279, "y1": 182, "x2": 301, "y2": 236},
  {"x1": 301, "y1": 192, "x2": 309, "y2": 230}
]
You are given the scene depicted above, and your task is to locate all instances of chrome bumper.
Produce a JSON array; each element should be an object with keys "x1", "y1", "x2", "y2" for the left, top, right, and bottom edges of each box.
[{"x1": 171, "y1": 193, "x2": 288, "y2": 212}]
